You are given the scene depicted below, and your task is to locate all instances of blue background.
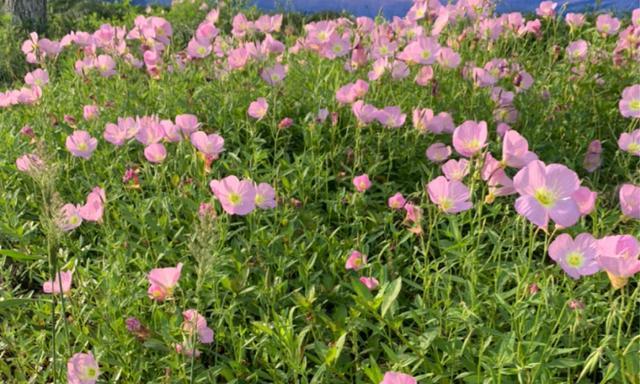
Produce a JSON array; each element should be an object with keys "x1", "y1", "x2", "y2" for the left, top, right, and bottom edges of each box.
[{"x1": 129, "y1": 0, "x2": 637, "y2": 16}]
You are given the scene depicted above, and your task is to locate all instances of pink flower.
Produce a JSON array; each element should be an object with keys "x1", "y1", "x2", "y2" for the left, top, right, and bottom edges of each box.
[
  {"x1": 103, "y1": 117, "x2": 138, "y2": 146},
  {"x1": 359, "y1": 276, "x2": 379, "y2": 290},
  {"x1": 596, "y1": 14, "x2": 620, "y2": 36},
  {"x1": 345, "y1": 250, "x2": 367, "y2": 270},
  {"x1": 161, "y1": 120, "x2": 181, "y2": 142},
  {"x1": 187, "y1": 38, "x2": 212, "y2": 59},
  {"x1": 566, "y1": 40, "x2": 588, "y2": 61},
  {"x1": 278, "y1": 117, "x2": 293, "y2": 129},
  {"x1": 66, "y1": 131, "x2": 98, "y2": 159},
  {"x1": 597, "y1": 235, "x2": 640, "y2": 281},
  {"x1": 353, "y1": 174, "x2": 372, "y2": 192},
  {"x1": 58, "y1": 204, "x2": 83, "y2": 232},
  {"x1": 254, "y1": 182, "x2": 276, "y2": 209},
  {"x1": 261, "y1": 63, "x2": 286, "y2": 85},
  {"x1": 79, "y1": 187, "x2": 106, "y2": 222},
  {"x1": 536, "y1": 1, "x2": 557, "y2": 18},
  {"x1": 427, "y1": 176, "x2": 473, "y2": 214},
  {"x1": 16, "y1": 153, "x2": 45, "y2": 174},
  {"x1": 248, "y1": 97, "x2": 268, "y2": 120},
  {"x1": 426, "y1": 142, "x2": 452, "y2": 163},
  {"x1": 403, "y1": 202, "x2": 422, "y2": 224},
  {"x1": 496, "y1": 123, "x2": 511, "y2": 138},
  {"x1": 414, "y1": 65, "x2": 433, "y2": 86},
  {"x1": 548, "y1": 233, "x2": 600, "y2": 279},
  {"x1": 24, "y1": 68, "x2": 48, "y2": 87},
  {"x1": 618, "y1": 85, "x2": 640, "y2": 118},
  {"x1": 209, "y1": 175, "x2": 256, "y2": 215},
  {"x1": 618, "y1": 129, "x2": 640, "y2": 156},
  {"x1": 388, "y1": 192, "x2": 406, "y2": 209},
  {"x1": 619, "y1": 184, "x2": 640, "y2": 219},
  {"x1": 43, "y1": 270, "x2": 73, "y2": 294},
  {"x1": 482, "y1": 153, "x2": 516, "y2": 198},
  {"x1": 502, "y1": 130, "x2": 538, "y2": 168},
  {"x1": 352, "y1": 101, "x2": 378, "y2": 125},
  {"x1": 147, "y1": 262, "x2": 183, "y2": 301},
  {"x1": 83, "y1": 105, "x2": 99, "y2": 121},
  {"x1": 190, "y1": 131, "x2": 224, "y2": 159},
  {"x1": 398, "y1": 36, "x2": 440, "y2": 65},
  {"x1": 453, "y1": 120, "x2": 488, "y2": 158},
  {"x1": 375, "y1": 106, "x2": 406, "y2": 128},
  {"x1": 583, "y1": 140, "x2": 602, "y2": 172},
  {"x1": 136, "y1": 115, "x2": 165, "y2": 145},
  {"x1": 441, "y1": 159, "x2": 470, "y2": 181},
  {"x1": 437, "y1": 47, "x2": 461, "y2": 69},
  {"x1": 565, "y1": 13, "x2": 586, "y2": 29},
  {"x1": 182, "y1": 309, "x2": 214, "y2": 344},
  {"x1": 144, "y1": 143, "x2": 167, "y2": 163},
  {"x1": 175, "y1": 114, "x2": 201, "y2": 136},
  {"x1": 572, "y1": 186, "x2": 597, "y2": 216},
  {"x1": 336, "y1": 80, "x2": 369, "y2": 104},
  {"x1": 67, "y1": 352, "x2": 100, "y2": 384},
  {"x1": 95, "y1": 54, "x2": 116, "y2": 77},
  {"x1": 513, "y1": 160, "x2": 581, "y2": 229},
  {"x1": 380, "y1": 371, "x2": 416, "y2": 384}
]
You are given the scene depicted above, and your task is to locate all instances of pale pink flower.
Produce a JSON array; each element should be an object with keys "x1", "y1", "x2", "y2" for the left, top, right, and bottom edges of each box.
[
  {"x1": 415, "y1": 65, "x2": 434, "y2": 86},
  {"x1": 336, "y1": 80, "x2": 369, "y2": 104},
  {"x1": 375, "y1": 106, "x2": 406, "y2": 128},
  {"x1": 548, "y1": 233, "x2": 600, "y2": 279},
  {"x1": 618, "y1": 129, "x2": 640, "y2": 156},
  {"x1": 596, "y1": 14, "x2": 620, "y2": 36},
  {"x1": 147, "y1": 263, "x2": 183, "y2": 301},
  {"x1": 83, "y1": 105, "x2": 99, "y2": 121},
  {"x1": 95, "y1": 54, "x2": 116, "y2": 77},
  {"x1": 398, "y1": 36, "x2": 440, "y2": 65},
  {"x1": 261, "y1": 63, "x2": 286, "y2": 85},
  {"x1": 345, "y1": 250, "x2": 367, "y2": 270},
  {"x1": 136, "y1": 115, "x2": 165, "y2": 145},
  {"x1": 352, "y1": 101, "x2": 378, "y2": 125},
  {"x1": 58, "y1": 204, "x2": 83, "y2": 232},
  {"x1": 427, "y1": 176, "x2": 473, "y2": 214},
  {"x1": 209, "y1": 175, "x2": 256, "y2": 215},
  {"x1": 566, "y1": 40, "x2": 588, "y2": 61},
  {"x1": 619, "y1": 184, "x2": 640, "y2": 219},
  {"x1": 248, "y1": 97, "x2": 268, "y2": 120},
  {"x1": 502, "y1": 130, "x2": 538, "y2": 168},
  {"x1": 182, "y1": 309, "x2": 214, "y2": 344},
  {"x1": 43, "y1": 270, "x2": 73, "y2": 294},
  {"x1": 16, "y1": 153, "x2": 44, "y2": 173},
  {"x1": 388, "y1": 192, "x2": 406, "y2": 210},
  {"x1": 380, "y1": 371, "x2": 416, "y2": 384},
  {"x1": 536, "y1": 1, "x2": 557, "y2": 18},
  {"x1": 359, "y1": 276, "x2": 379, "y2": 290},
  {"x1": 254, "y1": 182, "x2": 276, "y2": 209},
  {"x1": 453, "y1": 120, "x2": 488, "y2": 158},
  {"x1": 67, "y1": 352, "x2": 100, "y2": 384},
  {"x1": 572, "y1": 186, "x2": 597, "y2": 216},
  {"x1": 565, "y1": 13, "x2": 586, "y2": 29},
  {"x1": 187, "y1": 38, "x2": 212, "y2": 59},
  {"x1": 437, "y1": 47, "x2": 461, "y2": 69},
  {"x1": 175, "y1": 114, "x2": 201, "y2": 136},
  {"x1": 513, "y1": 160, "x2": 581, "y2": 229},
  {"x1": 24, "y1": 68, "x2": 48, "y2": 87},
  {"x1": 619, "y1": 85, "x2": 640, "y2": 118},
  {"x1": 482, "y1": 153, "x2": 516, "y2": 198},
  {"x1": 403, "y1": 203, "x2": 422, "y2": 224},
  {"x1": 104, "y1": 117, "x2": 138, "y2": 146},
  {"x1": 66, "y1": 131, "x2": 98, "y2": 159},
  {"x1": 190, "y1": 131, "x2": 224, "y2": 159},
  {"x1": 597, "y1": 235, "x2": 640, "y2": 279},
  {"x1": 144, "y1": 143, "x2": 167, "y2": 163},
  {"x1": 79, "y1": 187, "x2": 106, "y2": 222},
  {"x1": 353, "y1": 174, "x2": 372, "y2": 192},
  {"x1": 426, "y1": 142, "x2": 452, "y2": 163},
  {"x1": 441, "y1": 159, "x2": 470, "y2": 181}
]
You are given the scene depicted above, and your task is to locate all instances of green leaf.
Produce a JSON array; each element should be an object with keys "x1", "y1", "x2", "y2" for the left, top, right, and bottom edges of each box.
[
  {"x1": 325, "y1": 332, "x2": 347, "y2": 366},
  {"x1": 0, "y1": 249, "x2": 39, "y2": 262},
  {"x1": 381, "y1": 277, "x2": 402, "y2": 318},
  {"x1": 0, "y1": 298, "x2": 41, "y2": 309}
]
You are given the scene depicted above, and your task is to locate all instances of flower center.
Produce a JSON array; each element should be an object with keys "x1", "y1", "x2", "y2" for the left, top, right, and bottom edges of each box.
[
  {"x1": 534, "y1": 188, "x2": 556, "y2": 207},
  {"x1": 465, "y1": 139, "x2": 481, "y2": 151},
  {"x1": 228, "y1": 192, "x2": 242, "y2": 206},
  {"x1": 255, "y1": 194, "x2": 265, "y2": 205},
  {"x1": 78, "y1": 142, "x2": 88, "y2": 151},
  {"x1": 197, "y1": 47, "x2": 206, "y2": 55},
  {"x1": 628, "y1": 142, "x2": 640, "y2": 153},
  {"x1": 421, "y1": 49, "x2": 431, "y2": 60},
  {"x1": 630, "y1": 99, "x2": 640, "y2": 111},
  {"x1": 332, "y1": 44, "x2": 343, "y2": 53},
  {"x1": 69, "y1": 216, "x2": 79, "y2": 225},
  {"x1": 566, "y1": 251, "x2": 584, "y2": 268},
  {"x1": 439, "y1": 198, "x2": 453, "y2": 211}
]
